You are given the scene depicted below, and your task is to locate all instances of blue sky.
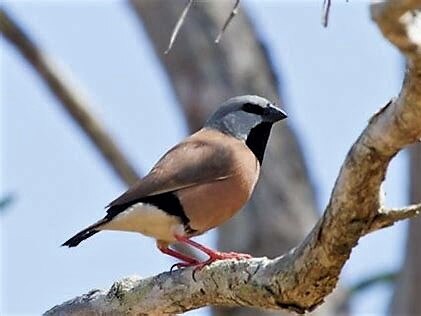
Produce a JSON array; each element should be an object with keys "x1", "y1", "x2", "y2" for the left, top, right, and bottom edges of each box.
[{"x1": 1, "y1": 1, "x2": 408, "y2": 315}]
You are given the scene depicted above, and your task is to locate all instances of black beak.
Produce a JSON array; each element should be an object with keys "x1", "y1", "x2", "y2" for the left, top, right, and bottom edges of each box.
[{"x1": 264, "y1": 104, "x2": 288, "y2": 122}]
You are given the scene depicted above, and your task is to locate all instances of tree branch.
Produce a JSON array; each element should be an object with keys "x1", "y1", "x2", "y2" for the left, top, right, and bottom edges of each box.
[
  {"x1": 215, "y1": 0, "x2": 240, "y2": 43},
  {"x1": 164, "y1": 0, "x2": 194, "y2": 54},
  {"x1": 44, "y1": 200, "x2": 421, "y2": 316},
  {"x1": 364, "y1": 204, "x2": 421, "y2": 234},
  {"x1": 321, "y1": 0, "x2": 332, "y2": 28},
  {"x1": 44, "y1": 1, "x2": 421, "y2": 314},
  {"x1": 0, "y1": 8, "x2": 140, "y2": 186}
]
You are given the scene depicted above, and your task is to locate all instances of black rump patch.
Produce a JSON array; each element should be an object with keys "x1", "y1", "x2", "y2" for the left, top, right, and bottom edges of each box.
[{"x1": 106, "y1": 192, "x2": 190, "y2": 226}]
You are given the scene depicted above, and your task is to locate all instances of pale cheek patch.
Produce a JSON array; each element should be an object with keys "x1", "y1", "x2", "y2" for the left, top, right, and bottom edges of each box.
[{"x1": 100, "y1": 203, "x2": 183, "y2": 242}]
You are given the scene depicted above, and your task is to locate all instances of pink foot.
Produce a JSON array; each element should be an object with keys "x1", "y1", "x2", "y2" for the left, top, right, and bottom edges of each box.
[{"x1": 173, "y1": 235, "x2": 252, "y2": 272}]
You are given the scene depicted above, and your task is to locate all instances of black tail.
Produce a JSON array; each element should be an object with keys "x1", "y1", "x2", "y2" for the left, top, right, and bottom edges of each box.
[{"x1": 62, "y1": 219, "x2": 108, "y2": 247}]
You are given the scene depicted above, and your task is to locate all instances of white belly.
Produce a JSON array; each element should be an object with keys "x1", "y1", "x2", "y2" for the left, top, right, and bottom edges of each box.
[{"x1": 99, "y1": 203, "x2": 184, "y2": 242}]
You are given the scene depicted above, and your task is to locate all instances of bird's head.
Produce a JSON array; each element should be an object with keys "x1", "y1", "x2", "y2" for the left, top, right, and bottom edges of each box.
[
  {"x1": 205, "y1": 95, "x2": 287, "y2": 163},
  {"x1": 205, "y1": 95, "x2": 287, "y2": 140}
]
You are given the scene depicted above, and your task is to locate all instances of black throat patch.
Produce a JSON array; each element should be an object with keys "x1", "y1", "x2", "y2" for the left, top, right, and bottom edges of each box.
[{"x1": 245, "y1": 122, "x2": 272, "y2": 164}]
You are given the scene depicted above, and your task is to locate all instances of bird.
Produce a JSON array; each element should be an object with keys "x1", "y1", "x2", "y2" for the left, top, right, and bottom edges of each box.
[{"x1": 62, "y1": 95, "x2": 287, "y2": 269}]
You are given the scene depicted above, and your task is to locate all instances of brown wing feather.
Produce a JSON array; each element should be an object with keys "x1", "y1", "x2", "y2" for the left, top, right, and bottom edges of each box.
[{"x1": 107, "y1": 129, "x2": 236, "y2": 208}]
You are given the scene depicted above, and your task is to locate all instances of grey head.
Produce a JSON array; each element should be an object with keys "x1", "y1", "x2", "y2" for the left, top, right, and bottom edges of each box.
[{"x1": 205, "y1": 95, "x2": 287, "y2": 164}]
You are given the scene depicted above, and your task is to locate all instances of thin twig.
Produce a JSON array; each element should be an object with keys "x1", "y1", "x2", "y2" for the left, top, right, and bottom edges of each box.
[
  {"x1": 215, "y1": 0, "x2": 240, "y2": 43},
  {"x1": 164, "y1": 0, "x2": 193, "y2": 54},
  {"x1": 322, "y1": 0, "x2": 332, "y2": 28}
]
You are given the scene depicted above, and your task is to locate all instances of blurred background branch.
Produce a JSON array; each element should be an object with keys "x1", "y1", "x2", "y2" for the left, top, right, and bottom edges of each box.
[
  {"x1": 391, "y1": 143, "x2": 421, "y2": 315},
  {"x1": 0, "y1": 5, "x2": 199, "y2": 260},
  {"x1": 351, "y1": 271, "x2": 397, "y2": 295},
  {"x1": 129, "y1": 1, "x2": 343, "y2": 315},
  {"x1": 0, "y1": 194, "x2": 15, "y2": 214},
  {"x1": 0, "y1": 8, "x2": 140, "y2": 186}
]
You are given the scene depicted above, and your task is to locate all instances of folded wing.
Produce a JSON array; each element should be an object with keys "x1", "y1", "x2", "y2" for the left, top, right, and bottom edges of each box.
[{"x1": 107, "y1": 131, "x2": 235, "y2": 209}]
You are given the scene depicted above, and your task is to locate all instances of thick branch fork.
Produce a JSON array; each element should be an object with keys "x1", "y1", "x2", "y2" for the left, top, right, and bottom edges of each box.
[{"x1": 45, "y1": 1, "x2": 421, "y2": 315}]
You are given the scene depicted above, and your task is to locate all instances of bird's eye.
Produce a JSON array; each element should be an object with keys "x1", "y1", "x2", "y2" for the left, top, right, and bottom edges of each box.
[{"x1": 242, "y1": 103, "x2": 265, "y2": 115}]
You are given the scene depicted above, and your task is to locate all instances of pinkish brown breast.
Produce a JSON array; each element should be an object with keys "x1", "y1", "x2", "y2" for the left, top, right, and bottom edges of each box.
[{"x1": 177, "y1": 135, "x2": 260, "y2": 234}]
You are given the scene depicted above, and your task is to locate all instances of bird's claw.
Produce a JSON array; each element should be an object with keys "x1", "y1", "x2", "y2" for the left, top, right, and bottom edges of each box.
[
  {"x1": 170, "y1": 261, "x2": 200, "y2": 272},
  {"x1": 171, "y1": 251, "x2": 252, "y2": 270}
]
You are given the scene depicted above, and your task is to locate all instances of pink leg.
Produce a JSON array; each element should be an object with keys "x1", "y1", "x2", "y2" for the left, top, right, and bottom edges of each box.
[
  {"x1": 157, "y1": 243, "x2": 199, "y2": 265},
  {"x1": 175, "y1": 235, "x2": 252, "y2": 270}
]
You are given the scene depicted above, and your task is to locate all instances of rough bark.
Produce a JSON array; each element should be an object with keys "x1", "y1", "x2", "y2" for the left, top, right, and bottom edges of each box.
[
  {"x1": 128, "y1": 1, "x2": 322, "y2": 315},
  {"x1": 377, "y1": 6, "x2": 421, "y2": 312},
  {"x1": 44, "y1": 201, "x2": 421, "y2": 316},
  {"x1": 45, "y1": 1, "x2": 421, "y2": 314},
  {"x1": 391, "y1": 143, "x2": 421, "y2": 314},
  {"x1": 0, "y1": 8, "x2": 140, "y2": 186}
]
